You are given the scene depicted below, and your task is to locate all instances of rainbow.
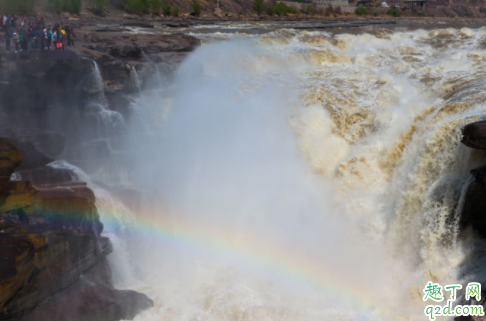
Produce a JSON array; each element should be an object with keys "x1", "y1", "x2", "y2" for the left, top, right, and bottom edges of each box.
[{"x1": 93, "y1": 204, "x2": 403, "y2": 321}]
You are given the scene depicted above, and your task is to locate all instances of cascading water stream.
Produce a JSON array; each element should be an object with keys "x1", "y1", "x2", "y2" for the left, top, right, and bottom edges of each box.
[
  {"x1": 130, "y1": 66, "x2": 143, "y2": 94},
  {"x1": 47, "y1": 160, "x2": 138, "y2": 285},
  {"x1": 92, "y1": 60, "x2": 109, "y2": 109},
  {"x1": 75, "y1": 59, "x2": 127, "y2": 165},
  {"x1": 90, "y1": 60, "x2": 125, "y2": 128},
  {"x1": 70, "y1": 26, "x2": 486, "y2": 321},
  {"x1": 141, "y1": 51, "x2": 165, "y2": 90}
]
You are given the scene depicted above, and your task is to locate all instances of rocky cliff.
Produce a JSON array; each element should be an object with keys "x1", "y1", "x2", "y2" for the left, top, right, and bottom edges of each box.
[
  {"x1": 452, "y1": 121, "x2": 486, "y2": 321},
  {"x1": 0, "y1": 31, "x2": 200, "y2": 320},
  {"x1": 460, "y1": 121, "x2": 486, "y2": 236},
  {"x1": 0, "y1": 30, "x2": 199, "y2": 169},
  {"x1": 0, "y1": 135, "x2": 153, "y2": 320}
]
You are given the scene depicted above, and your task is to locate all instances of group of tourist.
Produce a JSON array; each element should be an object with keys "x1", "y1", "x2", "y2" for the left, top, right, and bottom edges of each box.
[{"x1": 2, "y1": 14, "x2": 75, "y2": 52}]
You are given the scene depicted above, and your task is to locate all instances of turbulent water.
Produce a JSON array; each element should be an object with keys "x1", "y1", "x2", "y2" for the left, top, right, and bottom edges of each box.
[{"x1": 84, "y1": 24, "x2": 486, "y2": 321}]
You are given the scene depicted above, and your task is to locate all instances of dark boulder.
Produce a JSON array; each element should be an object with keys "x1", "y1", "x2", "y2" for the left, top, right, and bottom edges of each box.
[
  {"x1": 0, "y1": 232, "x2": 36, "y2": 309},
  {"x1": 0, "y1": 181, "x2": 110, "y2": 319},
  {"x1": 0, "y1": 138, "x2": 22, "y2": 166},
  {"x1": 0, "y1": 158, "x2": 17, "y2": 189},
  {"x1": 462, "y1": 121, "x2": 486, "y2": 150},
  {"x1": 76, "y1": 29, "x2": 200, "y2": 56},
  {"x1": 0, "y1": 138, "x2": 22, "y2": 188},
  {"x1": 19, "y1": 259, "x2": 154, "y2": 321},
  {"x1": 32, "y1": 186, "x2": 101, "y2": 236},
  {"x1": 460, "y1": 167, "x2": 486, "y2": 236},
  {"x1": 7, "y1": 138, "x2": 54, "y2": 170},
  {"x1": 18, "y1": 166, "x2": 82, "y2": 188},
  {"x1": 95, "y1": 28, "x2": 130, "y2": 33},
  {"x1": 0, "y1": 181, "x2": 37, "y2": 212},
  {"x1": 109, "y1": 45, "x2": 142, "y2": 58},
  {"x1": 0, "y1": 51, "x2": 93, "y2": 115},
  {"x1": 120, "y1": 22, "x2": 155, "y2": 28},
  {"x1": 0, "y1": 128, "x2": 65, "y2": 158},
  {"x1": 163, "y1": 22, "x2": 195, "y2": 28}
]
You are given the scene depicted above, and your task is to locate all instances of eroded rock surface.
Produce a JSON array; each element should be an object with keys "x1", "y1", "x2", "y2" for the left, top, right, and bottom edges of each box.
[
  {"x1": 20, "y1": 259, "x2": 153, "y2": 321},
  {"x1": 0, "y1": 137, "x2": 153, "y2": 320},
  {"x1": 462, "y1": 121, "x2": 486, "y2": 150},
  {"x1": 0, "y1": 138, "x2": 22, "y2": 188},
  {"x1": 0, "y1": 28, "x2": 198, "y2": 320},
  {"x1": 460, "y1": 167, "x2": 486, "y2": 236}
]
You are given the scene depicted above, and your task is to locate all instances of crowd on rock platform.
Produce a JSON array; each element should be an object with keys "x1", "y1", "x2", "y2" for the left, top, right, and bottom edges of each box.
[{"x1": 1, "y1": 14, "x2": 75, "y2": 52}]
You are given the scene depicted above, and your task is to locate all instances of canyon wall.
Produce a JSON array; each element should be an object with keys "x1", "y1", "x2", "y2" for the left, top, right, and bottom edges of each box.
[{"x1": 0, "y1": 31, "x2": 200, "y2": 320}]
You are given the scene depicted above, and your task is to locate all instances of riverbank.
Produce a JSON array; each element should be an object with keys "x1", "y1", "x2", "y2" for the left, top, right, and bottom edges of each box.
[{"x1": 3, "y1": 16, "x2": 486, "y2": 50}]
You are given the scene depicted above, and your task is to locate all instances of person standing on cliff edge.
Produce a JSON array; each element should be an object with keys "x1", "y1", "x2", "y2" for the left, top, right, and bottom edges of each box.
[
  {"x1": 13, "y1": 32, "x2": 20, "y2": 52},
  {"x1": 4, "y1": 22, "x2": 12, "y2": 51},
  {"x1": 65, "y1": 24, "x2": 72, "y2": 46},
  {"x1": 0, "y1": 15, "x2": 5, "y2": 32},
  {"x1": 60, "y1": 24, "x2": 67, "y2": 50},
  {"x1": 46, "y1": 26, "x2": 52, "y2": 50}
]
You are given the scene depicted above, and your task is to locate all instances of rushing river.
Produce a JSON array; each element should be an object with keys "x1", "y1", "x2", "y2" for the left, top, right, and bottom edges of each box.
[{"x1": 84, "y1": 23, "x2": 486, "y2": 321}]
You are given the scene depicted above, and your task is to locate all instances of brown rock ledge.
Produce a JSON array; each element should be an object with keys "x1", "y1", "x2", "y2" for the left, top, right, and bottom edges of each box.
[{"x1": 0, "y1": 137, "x2": 153, "y2": 320}]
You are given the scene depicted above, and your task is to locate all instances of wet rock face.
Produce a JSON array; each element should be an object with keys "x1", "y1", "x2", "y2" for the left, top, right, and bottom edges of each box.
[
  {"x1": 0, "y1": 157, "x2": 17, "y2": 187},
  {"x1": 461, "y1": 167, "x2": 486, "y2": 237},
  {"x1": 0, "y1": 141, "x2": 105, "y2": 319},
  {"x1": 0, "y1": 137, "x2": 153, "y2": 320},
  {"x1": 460, "y1": 122, "x2": 486, "y2": 235},
  {"x1": 80, "y1": 31, "x2": 200, "y2": 56},
  {"x1": 462, "y1": 121, "x2": 486, "y2": 150},
  {"x1": 110, "y1": 45, "x2": 142, "y2": 58},
  {"x1": 0, "y1": 31, "x2": 198, "y2": 320},
  {"x1": 0, "y1": 128, "x2": 66, "y2": 159},
  {"x1": 0, "y1": 32, "x2": 199, "y2": 136},
  {"x1": 0, "y1": 51, "x2": 93, "y2": 116},
  {"x1": 19, "y1": 259, "x2": 153, "y2": 321},
  {"x1": 6, "y1": 138, "x2": 54, "y2": 170},
  {"x1": 0, "y1": 138, "x2": 22, "y2": 188}
]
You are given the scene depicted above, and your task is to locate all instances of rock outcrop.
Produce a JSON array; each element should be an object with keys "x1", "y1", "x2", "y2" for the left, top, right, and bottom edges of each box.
[
  {"x1": 462, "y1": 121, "x2": 486, "y2": 150},
  {"x1": 17, "y1": 257, "x2": 153, "y2": 321},
  {"x1": 0, "y1": 29, "x2": 200, "y2": 320},
  {"x1": 0, "y1": 128, "x2": 66, "y2": 159},
  {"x1": 457, "y1": 121, "x2": 486, "y2": 320},
  {"x1": 0, "y1": 137, "x2": 153, "y2": 320},
  {"x1": 0, "y1": 32, "x2": 200, "y2": 171},
  {"x1": 0, "y1": 32, "x2": 200, "y2": 114},
  {"x1": 460, "y1": 121, "x2": 486, "y2": 233},
  {"x1": 71, "y1": 30, "x2": 200, "y2": 96},
  {"x1": 459, "y1": 166, "x2": 486, "y2": 236},
  {"x1": 80, "y1": 31, "x2": 199, "y2": 56},
  {"x1": 0, "y1": 138, "x2": 22, "y2": 188}
]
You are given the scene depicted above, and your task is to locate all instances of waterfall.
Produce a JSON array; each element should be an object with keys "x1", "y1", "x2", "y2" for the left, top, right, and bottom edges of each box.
[
  {"x1": 91, "y1": 60, "x2": 109, "y2": 109},
  {"x1": 62, "y1": 26, "x2": 486, "y2": 321},
  {"x1": 82, "y1": 60, "x2": 126, "y2": 141},
  {"x1": 153, "y1": 64, "x2": 165, "y2": 90},
  {"x1": 47, "y1": 160, "x2": 137, "y2": 286},
  {"x1": 130, "y1": 66, "x2": 143, "y2": 93},
  {"x1": 81, "y1": 57, "x2": 109, "y2": 110},
  {"x1": 141, "y1": 51, "x2": 164, "y2": 89}
]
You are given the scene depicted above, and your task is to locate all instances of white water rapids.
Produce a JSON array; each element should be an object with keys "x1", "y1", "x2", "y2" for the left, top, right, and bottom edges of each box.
[{"x1": 82, "y1": 25, "x2": 486, "y2": 321}]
